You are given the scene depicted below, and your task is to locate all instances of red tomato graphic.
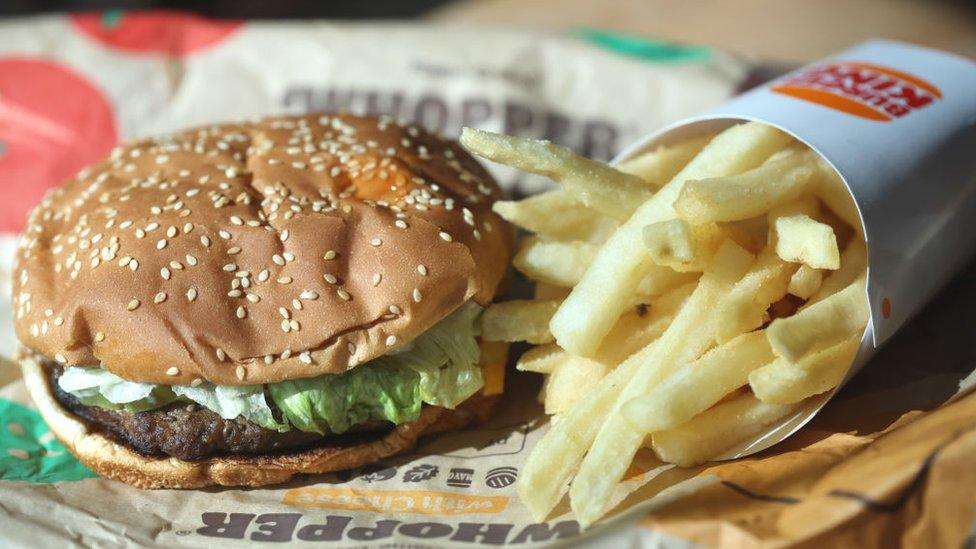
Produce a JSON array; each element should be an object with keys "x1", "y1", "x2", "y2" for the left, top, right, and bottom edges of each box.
[
  {"x1": 0, "y1": 58, "x2": 118, "y2": 233},
  {"x1": 71, "y1": 10, "x2": 242, "y2": 56}
]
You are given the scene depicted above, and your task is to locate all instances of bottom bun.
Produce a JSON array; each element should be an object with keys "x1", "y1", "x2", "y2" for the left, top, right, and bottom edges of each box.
[{"x1": 20, "y1": 354, "x2": 499, "y2": 489}]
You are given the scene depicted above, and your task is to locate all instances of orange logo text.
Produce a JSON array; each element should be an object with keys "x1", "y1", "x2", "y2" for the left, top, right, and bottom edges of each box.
[
  {"x1": 283, "y1": 487, "x2": 509, "y2": 516},
  {"x1": 771, "y1": 62, "x2": 940, "y2": 121}
]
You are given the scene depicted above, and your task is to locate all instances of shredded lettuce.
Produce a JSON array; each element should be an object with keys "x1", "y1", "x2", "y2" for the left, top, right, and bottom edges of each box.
[{"x1": 57, "y1": 302, "x2": 484, "y2": 434}]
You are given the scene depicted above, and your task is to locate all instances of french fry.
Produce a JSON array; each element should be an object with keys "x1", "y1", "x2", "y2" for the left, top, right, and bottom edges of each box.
[
  {"x1": 650, "y1": 394, "x2": 800, "y2": 467},
  {"x1": 461, "y1": 127, "x2": 653, "y2": 220},
  {"x1": 544, "y1": 355, "x2": 610, "y2": 414},
  {"x1": 715, "y1": 246, "x2": 797, "y2": 343},
  {"x1": 774, "y1": 214, "x2": 840, "y2": 270},
  {"x1": 807, "y1": 237, "x2": 867, "y2": 305},
  {"x1": 750, "y1": 333, "x2": 861, "y2": 404},
  {"x1": 493, "y1": 190, "x2": 617, "y2": 242},
  {"x1": 515, "y1": 344, "x2": 565, "y2": 374},
  {"x1": 615, "y1": 135, "x2": 712, "y2": 189},
  {"x1": 642, "y1": 219, "x2": 724, "y2": 272},
  {"x1": 767, "y1": 194, "x2": 820, "y2": 227},
  {"x1": 514, "y1": 237, "x2": 596, "y2": 287},
  {"x1": 813, "y1": 160, "x2": 863, "y2": 236},
  {"x1": 788, "y1": 264, "x2": 823, "y2": 299},
  {"x1": 596, "y1": 281, "x2": 695, "y2": 366},
  {"x1": 550, "y1": 122, "x2": 793, "y2": 356},
  {"x1": 622, "y1": 330, "x2": 774, "y2": 432},
  {"x1": 767, "y1": 275, "x2": 868, "y2": 363},
  {"x1": 481, "y1": 299, "x2": 561, "y2": 344},
  {"x1": 635, "y1": 266, "x2": 701, "y2": 298},
  {"x1": 516, "y1": 343, "x2": 647, "y2": 521},
  {"x1": 674, "y1": 150, "x2": 817, "y2": 223},
  {"x1": 568, "y1": 240, "x2": 754, "y2": 527}
]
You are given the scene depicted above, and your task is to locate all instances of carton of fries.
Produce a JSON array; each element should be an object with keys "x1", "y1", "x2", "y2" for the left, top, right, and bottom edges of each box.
[{"x1": 614, "y1": 40, "x2": 976, "y2": 461}]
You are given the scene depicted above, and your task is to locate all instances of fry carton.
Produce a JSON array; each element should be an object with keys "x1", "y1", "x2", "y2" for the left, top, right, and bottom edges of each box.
[{"x1": 614, "y1": 40, "x2": 976, "y2": 459}]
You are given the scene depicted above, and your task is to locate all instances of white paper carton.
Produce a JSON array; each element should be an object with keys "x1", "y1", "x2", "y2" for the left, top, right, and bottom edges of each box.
[{"x1": 613, "y1": 40, "x2": 976, "y2": 457}]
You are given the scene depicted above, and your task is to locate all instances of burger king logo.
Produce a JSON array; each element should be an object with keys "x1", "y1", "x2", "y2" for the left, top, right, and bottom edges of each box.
[{"x1": 771, "y1": 62, "x2": 941, "y2": 122}]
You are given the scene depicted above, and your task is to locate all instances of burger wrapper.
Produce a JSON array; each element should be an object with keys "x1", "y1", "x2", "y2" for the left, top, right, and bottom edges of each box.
[
  {"x1": 0, "y1": 13, "x2": 974, "y2": 548},
  {"x1": 613, "y1": 40, "x2": 976, "y2": 461}
]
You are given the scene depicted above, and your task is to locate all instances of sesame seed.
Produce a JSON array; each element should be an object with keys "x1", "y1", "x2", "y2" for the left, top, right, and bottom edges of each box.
[
  {"x1": 127, "y1": 299, "x2": 140, "y2": 311},
  {"x1": 227, "y1": 246, "x2": 242, "y2": 255},
  {"x1": 154, "y1": 292, "x2": 167, "y2": 304},
  {"x1": 281, "y1": 349, "x2": 292, "y2": 360},
  {"x1": 94, "y1": 332, "x2": 106, "y2": 343},
  {"x1": 337, "y1": 288, "x2": 351, "y2": 301},
  {"x1": 135, "y1": 229, "x2": 146, "y2": 239},
  {"x1": 156, "y1": 239, "x2": 168, "y2": 250},
  {"x1": 235, "y1": 366, "x2": 246, "y2": 380},
  {"x1": 258, "y1": 270, "x2": 270, "y2": 282},
  {"x1": 281, "y1": 319, "x2": 291, "y2": 332},
  {"x1": 166, "y1": 226, "x2": 177, "y2": 238},
  {"x1": 386, "y1": 335, "x2": 397, "y2": 346},
  {"x1": 183, "y1": 222, "x2": 194, "y2": 233},
  {"x1": 229, "y1": 216, "x2": 243, "y2": 226},
  {"x1": 264, "y1": 355, "x2": 274, "y2": 365},
  {"x1": 417, "y1": 264, "x2": 428, "y2": 276},
  {"x1": 279, "y1": 307, "x2": 290, "y2": 319},
  {"x1": 218, "y1": 230, "x2": 232, "y2": 240},
  {"x1": 246, "y1": 293, "x2": 260, "y2": 303},
  {"x1": 170, "y1": 261, "x2": 183, "y2": 270},
  {"x1": 347, "y1": 342, "x2": 356, "y2": 355},
  {"x1": 324, "y1": 250, "x2": 337, "y2": 260},
  {"x1": 389, "y1": 305, "x2": 402, "y2": 315},
  {"x1": 290, "y1": 320, "x2": 300, "y2": 331},
  {"x1": 55, "y1": 353, "x2": 67, "y2": 364},
  {"x1": 227, "y1": 289, "x2": 242, "y2": 298},
  {"x1": 236, "y1": 306, "x2": 247, "y2": 319},
  {"x1": 439, "y1": 231, "x2": 453, "y2": 242},
  {"x1": 300, "y1": 290, "x2": 319, "y2": 300},
  {"x1": 272, "y1": 254, "x2": 285, "y2": 266},
  {"x1": 299, "y1": 351, "x2": 312, "y2": 364},
  {"x1": 413, "y1": 288, "x2": 423, "y2": 302},
  {"x1": 190, "y1": 378, "x2": 203, "y2": 387},
  {"x1": 186, "y1": 288, "x2": 198, "y2": 301},
  {"x1": 281, "y1": 230, "x2": 290, "y2": 242},
  {"x1": 186, "y1": 254, "x2": 198, "y2": 266},
  {"x1": 370, "y1": 238, "x2": 382, "y2": 247},
  {"x1": 395, "y1": 220, "x2": 408, "y2": 229},
  {"x1": 200, "y1": 235, "x2": 211, "y2": 247},
  {"x1": 293, "y1": 299, "x2": 303, "y2": 310},
  {"x1": 283, "y1": 252, "x2": 295, "y2": 262},
  {"x1": 277, "y1": 276, "x2": 293, "y2": 284},
  {"x1": 223, "y1": 263, "x2": 238, "y2": 272},
  {"x1": 129, "y1": 259, "x2": 139, "y2": 272},
  {"x1": 372, "y1": 273, "x2": 382, "y2": 286},
  {"x1": 324, "y1": 274, "x2": 337, "y2": 284},
  {"x1": 216, "y1": 348, "x2": 226, "y2": 361},
  {"x1": 161, "y1": 267, "x2": 171, "y2": 280},
  {"x1": 166, "y1": 367, "x2": 180, "y2": 376}
]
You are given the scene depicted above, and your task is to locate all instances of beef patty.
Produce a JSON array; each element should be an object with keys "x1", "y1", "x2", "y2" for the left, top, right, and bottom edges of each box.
[{"x1": 46, "y1": 362, "x2": 394, "y2": 461}]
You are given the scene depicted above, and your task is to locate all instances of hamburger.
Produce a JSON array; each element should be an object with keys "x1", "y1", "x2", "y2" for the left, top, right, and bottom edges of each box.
[{"x1": 12, "y1": 113, "x2": 513, "y2": 488}]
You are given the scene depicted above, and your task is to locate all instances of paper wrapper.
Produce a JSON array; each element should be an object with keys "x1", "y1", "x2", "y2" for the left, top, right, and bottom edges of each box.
[{"x1": 0, "y1": 13, "x2": 974, "y2": 548}]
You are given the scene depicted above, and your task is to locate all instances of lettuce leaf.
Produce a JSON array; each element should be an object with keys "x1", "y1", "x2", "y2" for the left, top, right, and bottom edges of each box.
[
  {"x1": 56, "y1": 302, "x2": 484, "y2": 433},
  {"x1": 57, "y1": 367, "x2": 178, "y2": 413}
]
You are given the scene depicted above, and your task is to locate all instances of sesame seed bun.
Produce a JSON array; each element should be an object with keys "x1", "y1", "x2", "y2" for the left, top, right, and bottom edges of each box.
[
  {"x1": 19, "y1": 354, "x2": 499, "y2": 488},
  {"x1": 13, "y1": 113, "x2": 513, "y2": 385}
]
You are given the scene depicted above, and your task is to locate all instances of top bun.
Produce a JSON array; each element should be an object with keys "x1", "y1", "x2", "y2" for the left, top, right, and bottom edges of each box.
[{"x1": 13, "y1": 114, "x2": 512, "y2": 386}]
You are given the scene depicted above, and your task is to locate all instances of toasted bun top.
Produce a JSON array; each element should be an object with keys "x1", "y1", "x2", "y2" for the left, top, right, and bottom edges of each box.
[{"x1": 13, "y1": 113, "x2": 512, "y2": 385}]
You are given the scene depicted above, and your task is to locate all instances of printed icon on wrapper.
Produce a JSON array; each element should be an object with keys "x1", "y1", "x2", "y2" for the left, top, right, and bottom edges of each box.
[
  {"x1": 402, "y1": 464, "x2": 439, "y2": 483},
  {"x1": 359, "y1": 465, "x2": 397, "y2": 483},
  {"x1": 485, "y1": 467, "x2": 518, "y2": 489},
  {"x1": 447, "y1": 468, "x2": 474, "y2": 488}
]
